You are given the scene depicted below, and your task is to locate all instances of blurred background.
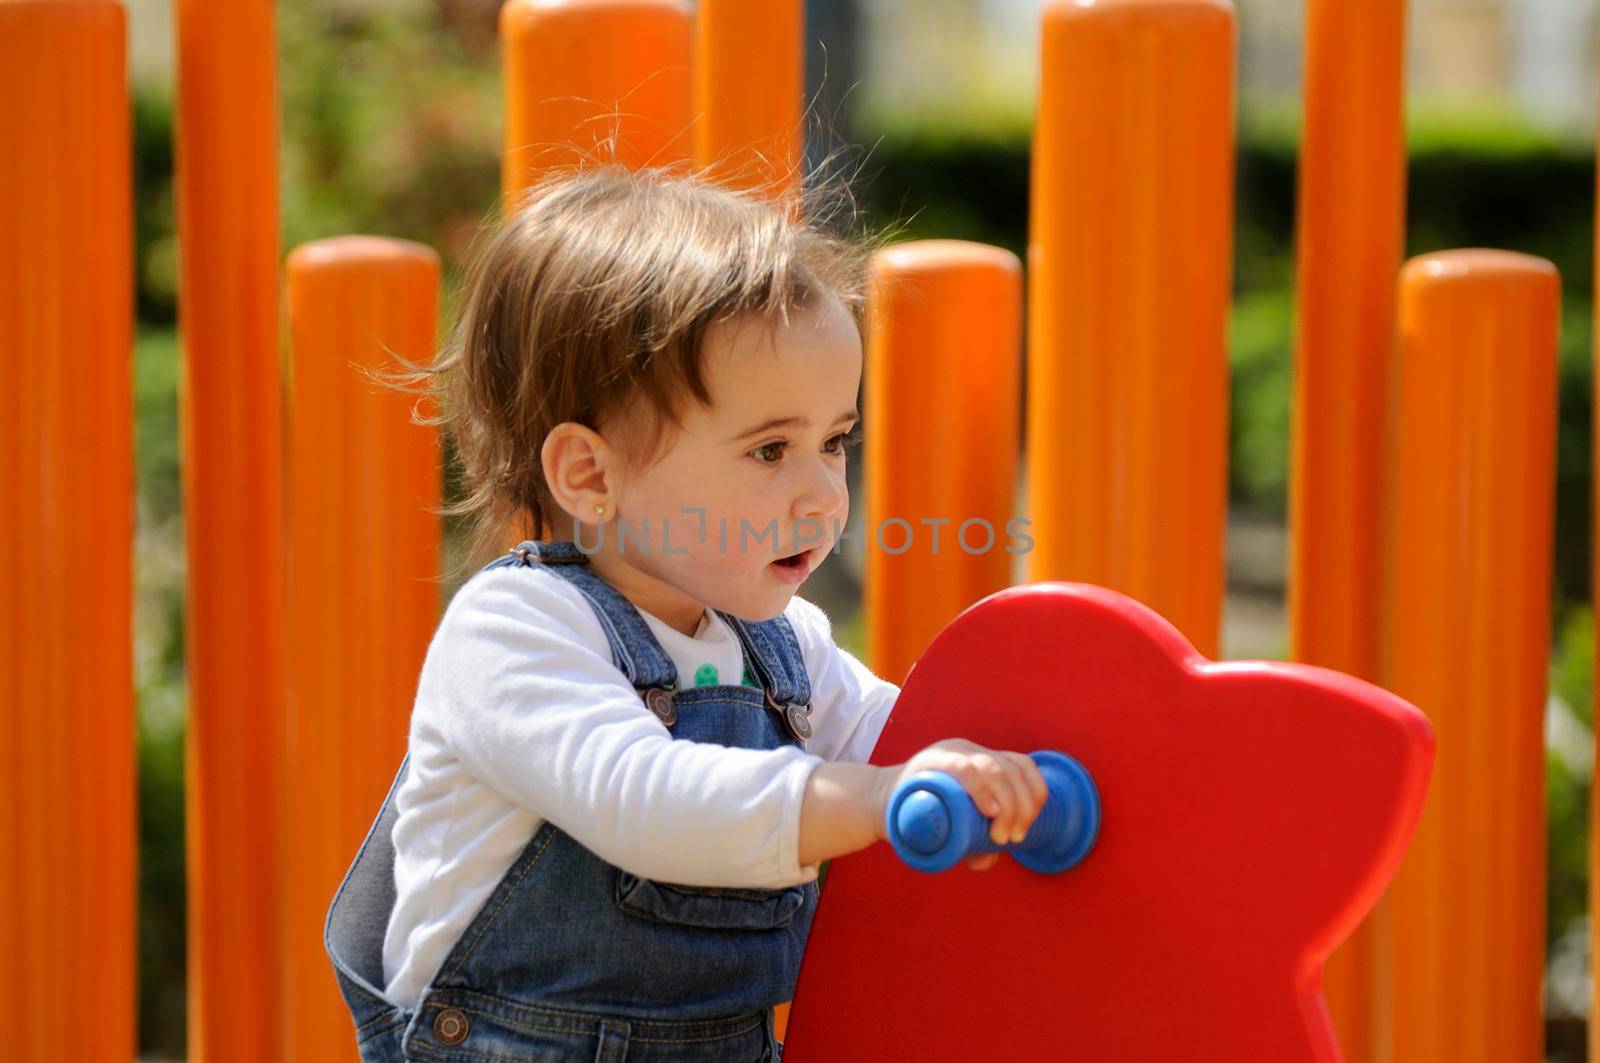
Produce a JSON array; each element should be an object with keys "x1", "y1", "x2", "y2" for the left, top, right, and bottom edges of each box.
[{"x1": 121, "y1": 0, "x2": 1599, "y2": 1057}]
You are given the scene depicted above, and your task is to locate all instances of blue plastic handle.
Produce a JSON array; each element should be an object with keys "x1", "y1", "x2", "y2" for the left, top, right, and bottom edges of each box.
[{"x1": 885, "y1": 750, "x2": 1101, "y2": 874}]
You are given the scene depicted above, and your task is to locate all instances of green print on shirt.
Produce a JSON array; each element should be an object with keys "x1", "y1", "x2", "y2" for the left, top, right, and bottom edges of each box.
[{"x1": 694, "y1": 664, "x2": 719, "y2": 687}]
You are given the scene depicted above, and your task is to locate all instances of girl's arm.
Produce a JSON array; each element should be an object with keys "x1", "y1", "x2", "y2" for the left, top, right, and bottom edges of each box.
[
  {"x1": 798, "y1": 740, "x2": 1049, "y2": 870},
  {"x1": 797, "y1": 761, "x2": 884, "y2": 867},
  {"x1": 785, "y1": 595, "x2": 1048, "y2": 867},
  {"x1": 426, "y1": 567, "x2": 828, "y2": 889}
]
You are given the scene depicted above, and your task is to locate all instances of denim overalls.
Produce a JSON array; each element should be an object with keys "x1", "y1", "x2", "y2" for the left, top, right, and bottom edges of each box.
[{"x1": 325, "y1": 539, "x2": 820, "y2": 1062}]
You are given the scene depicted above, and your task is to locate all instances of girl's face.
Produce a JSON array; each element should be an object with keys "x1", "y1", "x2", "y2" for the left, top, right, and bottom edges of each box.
[{"x1": 583, "y1": 293, "x2": 862, "y2": 631}]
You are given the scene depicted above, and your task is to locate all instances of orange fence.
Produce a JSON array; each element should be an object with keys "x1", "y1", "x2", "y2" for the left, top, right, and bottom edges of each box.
[
  {"x1": 173, "y1": 0, "x2": 289, "y2": 1056},
  {"x1": 694, "y1": 0, "x2": 804, "y2": 202},
  {"x1": 1291, "y1": 0, "x2": 1408, "y2": 1053},
  {"x1": 864, "y1": 241, "x2": 1023, "y2": 686},
  {"x1": 281, "y1": 238, "x2": 443, "y2": 1061},
  {"x1": 3, "y1": 0, "x2": 1589, "y2": 1058},
  {"x1": 1593, "y1": 156, "x2": 1600, "y2": 1063},
  {"x1": 1383, "y1": 251, "x2": 1558, "y2": 1062},
  {"x1": 0, "y1": 3, "x2": 136, "y2": 1060},
  {"x1": 500, "y1": 0, "x2": 693, "y2": 211},
  {"x1": 1025, "y1": 0, "x2": 1236, "y2": 659}
]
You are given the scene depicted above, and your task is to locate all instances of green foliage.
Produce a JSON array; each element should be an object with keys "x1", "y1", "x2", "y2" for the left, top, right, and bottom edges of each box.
[
  {"x1": 1227, "y1": 289, "x2": 1293, "y2": 520},
  {"x1": 1553, "y1": 607, "x2": 1596, "y2": 730},
  {"x1": 134, "y1": 329, "x2": 183, "y2": 525},
  {"x1": 128, "y1": 1, "x2": 506, "y2": 334},
  {"x1": 137, "y1": 681, "x2": 187, "y2": 1059},
  {"x1": 277, "y1": 0, "x2": 502, "y2": 267},
  {"x1": 133, "y1": 325, "x2": 187, "y2": 1056},
  {"x1": 132, "y1": 89, "x2": 177, "y2": 326},
  {"x1": 1547, "y1": 607, "x2": 1593, "y2": 960}
]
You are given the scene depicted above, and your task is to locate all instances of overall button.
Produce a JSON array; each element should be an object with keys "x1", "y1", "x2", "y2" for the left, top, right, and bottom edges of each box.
[
  {"x1": 644, "y1": 686, "x2": 677, "y2": 727},
  {"x1": 785, "y1": 703, "x2": 813, "y2": 741},
  {"x1": 766, "y1": 687, "x2": 812, "y2": 741},
  {"x1": 433, "y1": 1007, "x2": 469, "y2": 1045}
]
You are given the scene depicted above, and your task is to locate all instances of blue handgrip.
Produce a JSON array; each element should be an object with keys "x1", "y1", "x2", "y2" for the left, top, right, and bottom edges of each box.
[{"x1": 885, "y1": 750, "x2": 1101, "y2": 874}]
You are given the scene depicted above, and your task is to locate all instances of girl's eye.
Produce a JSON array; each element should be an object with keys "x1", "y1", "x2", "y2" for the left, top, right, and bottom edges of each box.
[
  {"x1": 825, "y1": 426, "x2": 864, "y2": 455},
  {"x1": 750, "y1": 427, "x2": 862, "y2": 466}
]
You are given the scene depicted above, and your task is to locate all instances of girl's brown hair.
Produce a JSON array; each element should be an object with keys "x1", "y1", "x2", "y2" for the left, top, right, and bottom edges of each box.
[{"x1": 379, "y1": 161, "x2": 891, "y2": 580}]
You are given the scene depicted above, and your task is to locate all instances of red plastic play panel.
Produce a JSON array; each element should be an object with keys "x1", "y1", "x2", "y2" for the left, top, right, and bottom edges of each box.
[{"x1": 784, "y1": 582, "x2": 1434, "y2": 1062}]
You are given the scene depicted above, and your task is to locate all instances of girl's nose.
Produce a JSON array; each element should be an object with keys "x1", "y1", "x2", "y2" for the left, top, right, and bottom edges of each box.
[{"x1": 795, "y1": 456, "x2": 848, "y2": 523}]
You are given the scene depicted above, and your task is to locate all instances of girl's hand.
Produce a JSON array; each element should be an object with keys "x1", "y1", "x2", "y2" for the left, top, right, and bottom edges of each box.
[{"x1": 874, "y1": 738, "x2": 1049, "y2": 871}]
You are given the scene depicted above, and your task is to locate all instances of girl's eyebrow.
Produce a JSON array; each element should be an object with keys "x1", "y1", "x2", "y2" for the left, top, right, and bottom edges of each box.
[{"x1": 730, "y1": 408, "x2": 859, "y2": 442}]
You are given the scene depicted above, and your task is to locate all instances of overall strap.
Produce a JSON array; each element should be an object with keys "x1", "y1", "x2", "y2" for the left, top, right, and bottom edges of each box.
[
  {"x1": 482, "y1": 540, "x2": 812, "y2": 710},
  {"x1": 717, "y1": 609, "x2": 812, "y2": 709},
  {"x1": 486, "y1": 540, "x2": 678, "y2": 690}
]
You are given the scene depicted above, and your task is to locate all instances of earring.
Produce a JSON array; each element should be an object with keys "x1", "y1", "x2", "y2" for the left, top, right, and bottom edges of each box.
[{"x1": 594, "y1": 503, "x2": 606, "y2": 519}]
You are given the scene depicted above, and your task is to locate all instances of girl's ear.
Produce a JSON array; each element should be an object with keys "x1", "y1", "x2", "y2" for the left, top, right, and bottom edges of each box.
[{"x1": 542, "y1": 421, "x2": 615, "y2": 525}]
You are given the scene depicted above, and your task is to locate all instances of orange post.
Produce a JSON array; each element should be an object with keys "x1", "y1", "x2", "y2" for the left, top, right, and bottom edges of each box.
[
  {"x1": 1025, "y1": 0, "x2": 1235, "y2": 658},
  {"x1": 693, "y1": 0, "x2": 805, "y2": 202},
  {"x1": 0, "y1": 3, "x2": 136, "y2": 1059},
  {"x1": 1593, "y1": 134, "x2": 1600, "y2": 1063},
  {"x1": 173, "y1": 0, "x2": 287, "y2": 1057},
  {"x1": 281, "y1": 237, "x2": 443, "y2": 1060},
  {"x1": 865, "y1": 240, "x2": 1024, "y2": 685},
  {"x1": 1383, "y1": 250, "x2": 1557, "y2": 1062},
  {"x1": 1289, "y1": 1, "x2": 1408, "y2": 1054},
  {"x1": 501, "y1": 0, "x2": 694, "y2": 211}
]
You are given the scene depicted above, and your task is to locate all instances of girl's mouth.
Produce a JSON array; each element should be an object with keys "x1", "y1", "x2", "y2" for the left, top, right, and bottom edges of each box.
[{"x1": 770, "y1": 547, "x2": 816, "y2": 580}]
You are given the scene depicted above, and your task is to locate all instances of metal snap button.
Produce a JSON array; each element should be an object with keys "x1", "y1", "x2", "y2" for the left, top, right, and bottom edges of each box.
[
  {"x1": 764, "y1": 687, "x2": 812, "y2": 741},
  {"x1": 644, "y1": 686, "x2": 677, "y2": 727},
  {"x1": 433, "y1": 1007, "x2": 469, "y2": 1045},
  {"x1": 785, "y1": 702, "x2": 813, "y2": 741}
]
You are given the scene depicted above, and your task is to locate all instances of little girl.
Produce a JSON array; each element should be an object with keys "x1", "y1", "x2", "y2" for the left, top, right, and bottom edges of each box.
[{"x1": 324, "y1": 164, "x2": 1047, "y2": 1062}]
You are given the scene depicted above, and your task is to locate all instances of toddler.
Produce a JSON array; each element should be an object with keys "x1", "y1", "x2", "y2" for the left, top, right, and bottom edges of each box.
[{"x1": 324, "y1": 164, "x2": 1047, "y2": 1062}]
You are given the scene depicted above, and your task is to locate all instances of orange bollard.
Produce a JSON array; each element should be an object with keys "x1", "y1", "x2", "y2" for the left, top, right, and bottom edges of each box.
[
  {"x1": 864, "y1": 240, "x2": 1023, "y2": 685},
  {"x1": 1025, "y1": 0, "x2": 1235, "y2": 658},
  {"x1": 0, "y1": 3, "x2": 135, "y2": 1059},
  {"x1": 693, "y1": 0, "x2": 805, "y2": 203},
  {"x1": 282, "y1": 237, "x2": 443, "y2": 1061},
  {"x1": 173, "y1": 0, "x2": 287, "y2": 1057},
  {"x1": 1382, "y1": 250, "x2": 1557, "y2": 1063},
  {"x1": 1289, "y1": 0, "x2": 1408, "y2": 1054},
  {"x1": 500, "y1": 0, "x2": 694, "y2": 211},
  {"x1": 1593, "y1": 143, "x2": 1600, "y2": 1063}
]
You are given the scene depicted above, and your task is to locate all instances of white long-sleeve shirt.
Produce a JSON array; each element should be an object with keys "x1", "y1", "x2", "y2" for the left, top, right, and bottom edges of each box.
[{"x1": 381, "y1": 562, "x2": 900, "y2": 1010}]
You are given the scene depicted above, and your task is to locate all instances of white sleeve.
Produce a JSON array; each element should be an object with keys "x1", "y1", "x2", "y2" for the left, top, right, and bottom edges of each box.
[
  {"x1": 785, "y1": 595, "x2": 899, "y2": 765},
  {"x1": 418, "y1": 566, "x2": 826, "y2": 889}
]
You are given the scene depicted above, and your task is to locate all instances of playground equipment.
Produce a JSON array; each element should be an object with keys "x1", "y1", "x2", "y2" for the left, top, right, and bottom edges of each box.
[
  {"x1": 0, "y1": 4, "x2": 136, "y2": 1060},
  {"x1": 174, "y1": 0, "x2": 289, "y2": 1057},
  {"x1": 865, "y1": 240, "x2": 1022, "y2": 684},
  {"x1": 280, "y1": 237, "x2": 444, "y2": 1060},
  {"x1": 785, "y1": 581, "x2": 1433, "y2": 1061},
  {"x1": 1293, "y1": 0, "x2": 1407, "y2": 1047},
  {"x1": 0, "y1": 0, "x2": 1577, "y2": 1058},
  {"x1": 885, "y1": 750, "x2": 1102, "y2": 875},
  {"x1": 1024, "y1": 0, "x2": 1234, "y2": 661}
]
